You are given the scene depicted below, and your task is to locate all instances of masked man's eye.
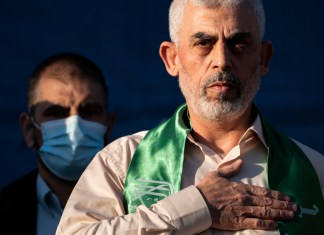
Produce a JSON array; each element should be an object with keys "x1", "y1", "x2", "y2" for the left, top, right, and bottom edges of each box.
[
  {"x1": 78, "y1": 103, "x2": 105, "y2": 120},
  {"x1": 42, "y1": 105, "x2": 70, "y2": 119}
]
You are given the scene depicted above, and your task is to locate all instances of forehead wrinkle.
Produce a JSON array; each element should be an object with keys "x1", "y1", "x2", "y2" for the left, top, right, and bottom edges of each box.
[
  {"x1": 182, "y1": 1, "x2": 260, "y2": 42},
  {"x1": 34, "y1": 78, "x2": 78, "y2": 107}
]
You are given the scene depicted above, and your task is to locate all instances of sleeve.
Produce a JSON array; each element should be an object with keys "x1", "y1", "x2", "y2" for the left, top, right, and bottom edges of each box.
[{"x1": 56, "y1": 136, "x2": 212, "y2": 235}]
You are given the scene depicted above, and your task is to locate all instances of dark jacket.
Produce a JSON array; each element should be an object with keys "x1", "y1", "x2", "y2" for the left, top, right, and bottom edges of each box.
[{"x1": 0, "y1": 170, "x2": 38, "y2": 235}]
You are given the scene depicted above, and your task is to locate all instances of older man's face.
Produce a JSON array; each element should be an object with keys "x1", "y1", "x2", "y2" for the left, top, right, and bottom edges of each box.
[{"x1": 174, "y1": 2, "x2": 270, "y2": 121}]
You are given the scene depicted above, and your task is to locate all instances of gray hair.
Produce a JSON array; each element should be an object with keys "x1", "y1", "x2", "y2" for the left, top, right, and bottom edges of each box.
[{"x1": 168, "y1": 0, "x2": 266, "y2": 45}]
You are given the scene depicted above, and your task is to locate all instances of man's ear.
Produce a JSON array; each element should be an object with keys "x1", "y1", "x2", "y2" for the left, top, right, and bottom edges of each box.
[
  {"x1": 19, "y1": 112, "x2": 35, "y2": 148},
  {"x1": 159, "y1": 41, "x2": 179, "y2": 77},
  {"x1": 260, "y1": 40, "x2": 274, "y2": 76}
]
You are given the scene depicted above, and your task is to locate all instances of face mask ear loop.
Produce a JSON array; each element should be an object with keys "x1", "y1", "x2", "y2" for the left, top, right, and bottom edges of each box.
[
  {"x1": 29, "y1": 114, "x2": 42, "y2": 130},
  {"x1": 26, "y1": 113, "x2": 43, "y2": 151}
]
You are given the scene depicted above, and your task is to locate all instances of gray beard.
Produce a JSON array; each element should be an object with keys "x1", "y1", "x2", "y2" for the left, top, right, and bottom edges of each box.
[{"x1": 179, "y1": 70, "x2": 260, "y2": 122}]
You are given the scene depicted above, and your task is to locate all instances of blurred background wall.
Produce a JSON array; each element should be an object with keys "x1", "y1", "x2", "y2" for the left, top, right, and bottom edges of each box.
[{"x1": 1, "y1": 0, "x2": 323, "y2": 188}]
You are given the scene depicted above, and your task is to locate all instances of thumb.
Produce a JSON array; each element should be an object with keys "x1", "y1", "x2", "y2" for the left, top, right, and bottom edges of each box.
[{"x1": 216, "y1": 159, "x2": 243, "y2": 178}]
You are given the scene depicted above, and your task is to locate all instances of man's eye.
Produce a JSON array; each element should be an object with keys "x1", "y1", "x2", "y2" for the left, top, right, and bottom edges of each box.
[
  {"x1": 195, "y1": 39, "x2": 212, "y2": 47},
  {"x1": 228, "y1": 38, "x2": 250, "y2": 52},
  {"x1": 79, "y1": 103, "x2": 105, "y2": 119},
  {"x1": 44, "y1": 107, "x2": 69, "y2": 119},
  {"x1": 237, "y1": 40, "x2": 248, "y2": 47},
  {"x1": 235, "y1": 43, "x2": 247, "y2": 50}
]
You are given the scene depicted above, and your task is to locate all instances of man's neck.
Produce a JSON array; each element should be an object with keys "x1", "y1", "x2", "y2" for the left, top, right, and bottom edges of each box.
[
  {"x1": 37, "y1": 162, "x2": 76, "y2": 207},
  {"x1": 189, "y1": 107, "x2": 255, "y2": 158}
]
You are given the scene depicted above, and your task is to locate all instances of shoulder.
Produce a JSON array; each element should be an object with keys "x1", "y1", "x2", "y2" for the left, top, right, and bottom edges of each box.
[
  {"x1": 93, "y1": 131, "x2": 148, "y2": 181},
  {"x1": 101, "y1": 130, "x2": 147, "y2": 161},
  {"x1": 293, "y1": 139, "x2": 324, "y2": 163},
  {"x1": 0, "y1": 170, "x2": 38, "y2": 207},
  {"x1": 103, "y1": 131, "x2": 147, "y2": 156},
  {"x1": 1, "y1": 170, "x2": 38, "y2": 195},
  {"x1": 0, "y1": 170, "x2": 38, "y2": 231}
]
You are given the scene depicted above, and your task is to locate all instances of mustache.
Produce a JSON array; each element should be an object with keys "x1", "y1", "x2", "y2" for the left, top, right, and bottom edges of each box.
[{"x1": 204, "y1": 71, "x2": 241, "y2": 87}]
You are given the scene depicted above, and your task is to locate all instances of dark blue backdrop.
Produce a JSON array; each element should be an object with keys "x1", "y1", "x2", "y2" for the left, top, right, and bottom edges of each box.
[{"x1": 1, "y1": 0, "x2": 323, "y2": 188}]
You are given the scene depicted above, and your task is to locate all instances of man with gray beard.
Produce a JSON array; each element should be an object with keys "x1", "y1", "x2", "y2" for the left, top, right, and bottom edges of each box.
[{"x1": 57, "y1": 0, "x2": 324, "y2": 234}]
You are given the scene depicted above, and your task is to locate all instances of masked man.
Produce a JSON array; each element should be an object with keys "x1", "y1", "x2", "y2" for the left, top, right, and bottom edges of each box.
[{"x1": 0, "y1": 52, "x2": 115, "y2": 235}]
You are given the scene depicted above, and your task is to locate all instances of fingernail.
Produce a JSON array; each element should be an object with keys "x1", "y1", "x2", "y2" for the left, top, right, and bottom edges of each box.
[
  {"x1": 288, "y1": 211, "x2": 294, "y2": 218},
  {"x1": 292, "y1": 204, "x2": 298, "y2": 211}
]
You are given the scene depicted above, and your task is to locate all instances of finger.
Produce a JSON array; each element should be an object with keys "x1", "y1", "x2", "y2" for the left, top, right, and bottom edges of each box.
[
  {"x1": 249, "y1": 196, "x2": 297, "y2": 211},
  {"x1": 216, "y1": 159, "x2": 243, "y2": 178},
  {"x1": 236, "y1": 192, "x2": 297, "y2": 210},
  {"x1": 237, "y1": 184, "x2": 292, "y2": 201},
  {"x1": 239, "y1": 206, "x2": 295, "y2": 220},
  {"x1": 238, "y1": 218, "x2": 278, "y2": 230}
]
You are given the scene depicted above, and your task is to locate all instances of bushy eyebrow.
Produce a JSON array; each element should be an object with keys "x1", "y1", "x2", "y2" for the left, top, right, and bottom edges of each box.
[
  {"x1": 190, "y1": 31, "x2": 252, "y2": 42},
  {"x1": 227, "y1": 31, "x2": 252, "y2": 40},
  {"x1": 191, "y1": 32, "x2": 214, "y2": 42}
]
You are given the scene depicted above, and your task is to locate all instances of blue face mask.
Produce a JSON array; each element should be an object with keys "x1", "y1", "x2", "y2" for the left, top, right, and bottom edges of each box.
[{"x1": 34, "y1": 115, "x2": 107, "y2": 181}]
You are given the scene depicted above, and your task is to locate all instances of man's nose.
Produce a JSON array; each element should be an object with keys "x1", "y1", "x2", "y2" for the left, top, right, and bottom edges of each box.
[
  {"x1": 211, "y1": 43, "x2": 232, "y2": 71},
  {"x1": 69, "y1": 107, "x2": 79, "y2": 117}
]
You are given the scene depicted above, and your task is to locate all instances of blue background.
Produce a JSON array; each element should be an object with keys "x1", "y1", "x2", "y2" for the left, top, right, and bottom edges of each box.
[{"x1": 1, "y1": 0, "x2": 323, "y2": 188}]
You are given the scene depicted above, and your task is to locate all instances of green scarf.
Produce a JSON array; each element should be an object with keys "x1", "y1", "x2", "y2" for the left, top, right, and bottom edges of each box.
[{"x1": 124, "y1": 104, "x2": 324, "y2": 234}]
